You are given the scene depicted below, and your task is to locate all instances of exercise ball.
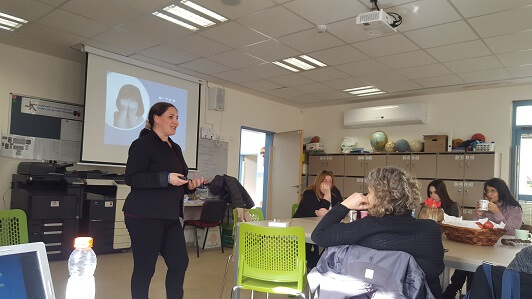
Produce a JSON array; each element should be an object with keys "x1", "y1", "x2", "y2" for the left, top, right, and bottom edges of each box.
[
  {"x1": 395, "y1": 139, "x2": 410, "y2": 152},
  {"x1": 370, "y1": 131, "x2": 388, "y2": 151},
  {"x1": 385, "y1": 142, "x2": 396, "y2": 152},
  {"x1": 471, "y1": 133, "x2": 486, "y2": 143},
  {"x1": 409, "y1": 140, "x2": 423, "y2": 152}
]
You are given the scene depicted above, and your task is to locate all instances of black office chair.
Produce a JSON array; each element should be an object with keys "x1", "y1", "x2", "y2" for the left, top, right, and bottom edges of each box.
[{"x1": 184, "y1": 199, "x2": 227, "y2": 257}]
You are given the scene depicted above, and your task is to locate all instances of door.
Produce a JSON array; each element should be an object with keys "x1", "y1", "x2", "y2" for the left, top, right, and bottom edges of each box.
[
  {"x1": 345, "y1": 155, "x2": 365, "y2": 176},
  {"x1": 308, "y1": 155, "x2": 325, "y2": 175},
  {"x1": 386, "y1": 154, "x2": 411, "y2": 173},
  {"x1": 515, "y1": 129, "x2": 532, "y2": 201},
  {"x1": 268, "y1": 130, "x2": 303, "y2": 219},
  {"x1": 436, "y1": 154, "x2": 465, "y2": 180},
  {"x1": 364, "y1": 155, "x2": 387, "y2": 176},
  {"x1": 411, "y1": 154, "x2": 437, "y2": 179},
  {"x1": 464, "y1": 154, "x2": 494, "y2": 181}
]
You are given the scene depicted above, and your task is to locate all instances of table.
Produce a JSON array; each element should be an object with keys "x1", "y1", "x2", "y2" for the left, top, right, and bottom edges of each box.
[{"x1": 233, "y1": 217, "x2": 522, "y2": 297}]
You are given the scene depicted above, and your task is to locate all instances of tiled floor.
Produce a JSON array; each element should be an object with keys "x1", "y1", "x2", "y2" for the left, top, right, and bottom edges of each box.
[{"x1": 49, "y1": 246, "x2": 293, "y2": 299}]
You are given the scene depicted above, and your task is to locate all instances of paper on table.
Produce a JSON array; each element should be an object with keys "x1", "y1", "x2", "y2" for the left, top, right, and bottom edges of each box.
[{"x1": 443, "y1": 214, "x2": 505, "y2": 229}]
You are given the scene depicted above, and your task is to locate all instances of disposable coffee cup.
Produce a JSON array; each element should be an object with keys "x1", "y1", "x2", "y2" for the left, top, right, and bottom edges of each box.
[
  {"x1": 515, "y1": 229, "x2": 532, "y2": 240},
  {"x1": 360, "y1": 211, "x2": 368, "y2": 219},
  {"x1": 478, "y1": 199, "x2": 489, "y2": 211}
]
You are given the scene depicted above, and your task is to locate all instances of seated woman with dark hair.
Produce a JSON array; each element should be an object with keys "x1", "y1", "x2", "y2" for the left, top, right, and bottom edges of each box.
[
  {"x1": 427, "y1": 179, "x2": 460, "y2": 217},
  {"x1": 312, "y1": 166, "x2": 445, "y2": 298}
]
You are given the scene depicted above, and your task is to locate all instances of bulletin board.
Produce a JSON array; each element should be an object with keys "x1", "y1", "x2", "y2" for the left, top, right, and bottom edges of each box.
[
  {"x1": 197, "y1": 138, "x2": 228, "y2": 182},
  {"x1": 1, "y1": 93, "x2": 84, "y2": 162}
]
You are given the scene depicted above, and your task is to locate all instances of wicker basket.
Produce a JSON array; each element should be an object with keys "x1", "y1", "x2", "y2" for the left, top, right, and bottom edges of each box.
[{"x1": 440, "y1": 223, "x2": 506, "y2": 246}]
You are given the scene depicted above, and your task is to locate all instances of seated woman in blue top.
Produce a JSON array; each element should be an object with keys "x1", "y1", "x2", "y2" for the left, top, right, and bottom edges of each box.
[
  {"x1": 427, "y1": 179, "x2": 460, "y2": 217},
  {"x1": 312, "y1": 166, "x2": 445, "y2": 298},
  {"x1": 293, "y1": 170, "x2": 342, "y2": 269}
]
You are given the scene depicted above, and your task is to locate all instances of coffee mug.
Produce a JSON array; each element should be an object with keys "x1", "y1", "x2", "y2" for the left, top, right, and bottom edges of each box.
[
  {"x1": 478, "y1": 199, "x2": 490, "y2": 211},
  {"x1": 515, "y1": 229, "x2": 532, "y2": 240}
]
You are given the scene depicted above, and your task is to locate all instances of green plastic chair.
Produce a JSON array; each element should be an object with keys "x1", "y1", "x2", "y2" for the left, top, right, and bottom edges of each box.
[
  {"x1": 231, "y1": 223, "x2": 307, "y2": 298},
  {"x1": 292, "y1": 203, "x2": 299, "y2": 217},
  {"x1": 0, "y1": 209, "x2": 29, "y2": 246}
]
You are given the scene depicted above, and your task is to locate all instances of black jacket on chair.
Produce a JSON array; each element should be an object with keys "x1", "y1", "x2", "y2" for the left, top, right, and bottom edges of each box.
[{"x1": 208, "y1": 175, "x2": 254, "y2": 209}]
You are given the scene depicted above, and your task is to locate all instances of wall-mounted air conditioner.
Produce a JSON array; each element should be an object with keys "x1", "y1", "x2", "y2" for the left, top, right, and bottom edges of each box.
[{"x1": 344, "y1": 103, "x2": 428, "y2": 128}]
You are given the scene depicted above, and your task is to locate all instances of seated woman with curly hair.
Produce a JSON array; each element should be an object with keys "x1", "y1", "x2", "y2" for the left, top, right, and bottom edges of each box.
[{"x1": 312, "y1": 166, "x2": 445, "y2": 298}]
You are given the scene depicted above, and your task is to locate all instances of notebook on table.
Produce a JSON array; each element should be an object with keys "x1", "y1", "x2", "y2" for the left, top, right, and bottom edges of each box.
[{"x1": 0, "y1": 242, "x2": 55, "y2": 299}]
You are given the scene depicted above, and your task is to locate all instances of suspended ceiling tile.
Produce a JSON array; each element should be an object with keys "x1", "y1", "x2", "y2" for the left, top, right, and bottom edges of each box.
[
  {"x1": 374, "y1": 80, "x2": 423, "y2": 93},
  {"x1": 404, "y1": 21, "x2": 478, "y2": 49},
  {"x1": 426, "y1": 40, "x2": 492, "y2": 63},
  {"x1": 457, "y1": 68, "x2": 513, "y2": 84},
  {"x1": 268, "y1": 73, "x2": 315, "y2": 86},
  {"x1": 286, "y1": 94, "x2": 324, "y2": 104},
  {"x1": 0, "y1": 0, "x2": 54, "y2": 21},
  {"x1": 326, "y1": 18, "x2": 375, "y2": 44},
  {"x1": 443, "y1": 56, "x2": 504, "y2": 73},
  {"x1": 484, "y1": 31, "x2": 532, "y2": 54},
  {"x1": 83, "y1": 39, "x2": 137, "y2": 56},
  {"x1": 313, "y1": 90, "x2": 351, "y2": 100},
  {"x1": 308, "y1": 45, "x2": 369, "y2": 66},
  {"x1": 208, "y1": 50, "x2": 265, "y2": 68},
  {"x1": 284, "y1": 0, "x2": 366, "y2": 25},
  {"x1": 241, "y1": 40, "x2": 300, "y2": 62},
  {"x1": 321, "y1": 77, "x2": 371, "y2": 90},
  {"x1": 165, "y1": 35, "x2": 230, "y2": 58},
  {"x1": 391, "y1": 0, "x2": 462, "y2": 32},
  {"x1": 238, "y1": 6, "x2": 314, "y2": 38},
  {"x1": 414, "y1": 74, "x2": 465, "y2": 88},
  {"x1": 112, "y1": 0, "x2": 172, "y2": 13},
  {"x1": 397, "y1": 63, "x2": 452, "y2": 80},
  {"x1": 468, "y1": 6, "x2": 532, "y2": 38},
  {"x1": 16, "y1": 23, "x2": 85, "y2": 48},
  {"x1": 120, "y1": 14, "x2": 191, "y2": 44},
  {"x1": 38, "y1": 9, "x2": 110, "y2": 38},
  {"x1": 450, "y1": 0, "x2": 532, "y2": 18},
  {"x1": 178, "y1": 58, "x2": 231, "y2": 74},
  {"x1": 92, "y1": 28, "x2": 158, "y2": 53},
  {"x1": 335, "y1": 59, "x2": 390, "y2": 76},
  {"x1": 199, "y1": 22, "x2": 269, "y2": 48},
  {"x1": 240, "y1": 80, "x2": 284, "y2": 91},
  {"x1": 278, "y1": 29, "x2": 345, "y2": 53},
  {"x1": 264, "y1": 87, "x2": 306, "y2": 98},
  {"x1": 353, "y1": 34, "x2": 419, "y2": 58},
  {"x1": 213, "y1": 69, "x2": 260, "y2": 84},
  {"x1": 36, "y1": 0, "x2": 66, "y2": 6},
  {"x1": 497, "y1": 51, "x2": 532, "y2": 67},
  {"x1": 507, "y1": 64, "x2": 532, "y2": 78},
  {"x1": 299, "y1": 67, "x2": 350, "y2": 81},
  {"x1": 138, "y1": 45, "x2": 200, "y2": 65},
  {"x1": 292, "y1": 82, "x2": 335, "y2": 94},
  {"x1": 239, "y1": 63, "x2": 292, "y2": 79},
  {"x1": 359, "y1": 70, "x2": 409, "y2": 84},
  {"x1": 192, "y1": 0, "x2": 275, "y2": 19},
  {"x1": 62, "y1": 0, "x2": 143, "y2": 27},
  {"x1": 377, "y1": 50, "x2": 437, "y2": 69}
]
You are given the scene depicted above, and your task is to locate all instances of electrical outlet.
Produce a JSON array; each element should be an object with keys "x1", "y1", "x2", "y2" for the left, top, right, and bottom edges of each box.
[{"x1": 200, "y1": 127, "x2": 213, "y2": 139}]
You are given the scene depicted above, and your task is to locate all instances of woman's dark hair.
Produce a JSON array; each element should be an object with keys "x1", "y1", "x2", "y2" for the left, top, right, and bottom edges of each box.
[
  {"x1": 116, "y1": 84, "x2": 144, "y2": 116},
  {"x1": 427, "y1": 179, "x2": 457, "y2": 212},
  {"x1": 139, "y1": 102, "x2": 176, "y2": 137},
  {"x1": 484, "y1": 178, "x2": 521, "y2": 210}
]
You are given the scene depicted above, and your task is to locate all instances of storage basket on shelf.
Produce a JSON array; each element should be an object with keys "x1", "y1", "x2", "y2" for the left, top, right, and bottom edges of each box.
[{"x1": 440, "y1": 223, "x2": 506, "y2": 246}]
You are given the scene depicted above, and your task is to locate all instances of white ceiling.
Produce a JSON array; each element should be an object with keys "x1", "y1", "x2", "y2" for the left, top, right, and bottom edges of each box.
[{"x1": 3, "y1": 0, "x2": 532, "y2": 108}]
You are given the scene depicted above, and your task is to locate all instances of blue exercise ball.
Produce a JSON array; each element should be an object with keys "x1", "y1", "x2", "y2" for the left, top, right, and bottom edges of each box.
[{"x1": 395, "y1": 139, "x2": 410, "y2": 152}]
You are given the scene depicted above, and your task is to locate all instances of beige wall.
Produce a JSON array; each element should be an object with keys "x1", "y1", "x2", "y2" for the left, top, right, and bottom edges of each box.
[
  {"x1": 0, "y1": 43, "x2": 303, "y2": 209},
  {"x1": 303, "y1": 86, "x2": 532, "y2": 183}
]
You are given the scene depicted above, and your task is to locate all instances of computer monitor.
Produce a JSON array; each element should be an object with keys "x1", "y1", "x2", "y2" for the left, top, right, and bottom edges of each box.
[{"x1": 0, "y1": 242, "x2": 55, "y2": 299}]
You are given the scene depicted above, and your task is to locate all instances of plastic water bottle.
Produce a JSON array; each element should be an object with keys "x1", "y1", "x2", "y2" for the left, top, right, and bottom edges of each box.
[{"x1": 66, "y1": 237, "x2": 97, "y2": 299}]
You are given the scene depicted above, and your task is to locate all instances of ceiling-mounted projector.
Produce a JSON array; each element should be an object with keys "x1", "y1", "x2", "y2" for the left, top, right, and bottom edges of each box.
[{"x1": 356, "y1": 9, "x2": 397, "y2": 36}]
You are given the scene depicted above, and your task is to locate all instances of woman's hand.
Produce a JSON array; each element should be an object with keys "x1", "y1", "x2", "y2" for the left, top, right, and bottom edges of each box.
[
  {"x1": 341, "y1": 192, "x2": 369, "y2": 210},
  {"x1": 169, "y1": 173, "x2": 189, "y2": 186},
  {"x1": 487, "y1": 202, "x2": 501, "y2": 214},
  {"x1": 475, "y1": 202, "x2": 485, "y2": 217},
  {"x1": 187, "y1": 172, "x2": 204, "y2": 190},
  {"x1": 315, "y1": 208, "x2": 329, "y2": 217}
]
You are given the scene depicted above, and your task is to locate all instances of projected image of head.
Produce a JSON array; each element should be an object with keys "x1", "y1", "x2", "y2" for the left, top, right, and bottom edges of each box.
[
  {"x1": 104, "y1": 71, "x2": 188, "y2": 148},
  {"x1": 113, "y1": 84, "x2": 145, "y2": 129}
]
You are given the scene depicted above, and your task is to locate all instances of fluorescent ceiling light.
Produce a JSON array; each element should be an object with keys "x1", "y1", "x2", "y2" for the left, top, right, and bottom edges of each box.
[
  {"x1": 0, "y1": 18, "x2": 20, "y2": 28},
  {"x1": 343, "y1": 86, "x2": 374, "y2": 92},
  {"x1": 357, "y1": 91, "x2": 386, "y2": 96},
  {"x1": 0, "y1": 12, "x2": 28, "y2": 24},
  {"x1": 164, "y1": 4, "x2": 215, "y2": 27},
  {"x1": 283, "y1": 58, "x2": 315, "y2": 70},
  {"x1": 152, "y1": 12, "x2": 199, "y2": 31},
  {"x1": 0, "y1": 24, "x2": 14, "y2": 31},
  {"x1": 181, "y1": 0, "x2": 227, "y2": 22},
  {"x1": 272, "y1": 61, "x2": 299, "y2": 72},
  {"x1": 349, "y1": 88, "x2": 381, "y2": 95},
  {"x1": 299, "y1": 55, "x2": 327, "y2": 67}
]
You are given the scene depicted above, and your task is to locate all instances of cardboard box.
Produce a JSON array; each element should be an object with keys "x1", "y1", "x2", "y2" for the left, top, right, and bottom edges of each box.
[{"x1": 423, "y1": 135, "x2": 448, "y2": 152}]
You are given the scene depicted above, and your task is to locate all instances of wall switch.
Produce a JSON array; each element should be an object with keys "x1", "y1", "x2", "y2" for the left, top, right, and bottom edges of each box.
[{"x1": 200, "y1": 127, "x2": 213, "y2": 139}]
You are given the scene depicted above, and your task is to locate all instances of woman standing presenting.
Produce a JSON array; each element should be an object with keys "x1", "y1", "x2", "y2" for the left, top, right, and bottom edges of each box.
[{"x1": 123, "y1": 102, "x2": 203, "y2": 299}]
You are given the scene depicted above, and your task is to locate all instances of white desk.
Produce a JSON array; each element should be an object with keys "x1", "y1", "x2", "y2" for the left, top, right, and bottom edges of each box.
[{"x1": 232, "y1": 217, "x2": 522, "y2": 298}]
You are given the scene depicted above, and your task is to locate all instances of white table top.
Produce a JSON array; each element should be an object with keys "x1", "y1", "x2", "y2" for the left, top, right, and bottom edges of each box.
[{"x1": 242, "y1": 217, "x2": 522, "y2": 271}]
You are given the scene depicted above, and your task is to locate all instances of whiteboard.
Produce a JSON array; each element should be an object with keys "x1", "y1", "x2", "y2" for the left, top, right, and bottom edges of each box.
[{"x1": 197, "y1": 138, "x2": 228, "y2": 182}]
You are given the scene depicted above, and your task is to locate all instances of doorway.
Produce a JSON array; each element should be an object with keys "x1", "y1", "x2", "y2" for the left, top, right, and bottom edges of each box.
[{"x1": 238, "y1": 127, "x2": 273, "y2": 210}]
